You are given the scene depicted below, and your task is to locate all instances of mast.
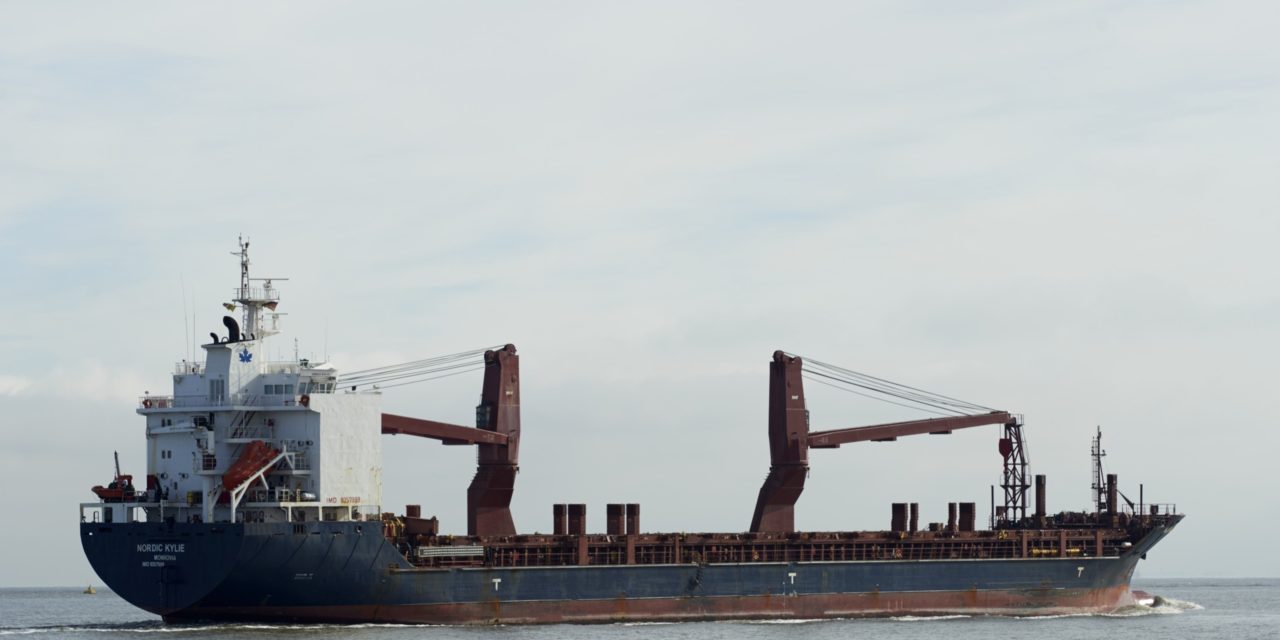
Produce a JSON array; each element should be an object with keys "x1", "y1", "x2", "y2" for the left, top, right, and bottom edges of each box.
[
  {"x1": 1091, "y1": 427, "x2": 1107, "y2": 513},
  {"x1": 233, "y1": 237, "x2": 250, "y2": 333},
  {"x1": 229, "y1": 236, "x2": 284, "y2": 341},
  {"x1": 999, "y1": 418, "x2": 1028, "y2": 523}
]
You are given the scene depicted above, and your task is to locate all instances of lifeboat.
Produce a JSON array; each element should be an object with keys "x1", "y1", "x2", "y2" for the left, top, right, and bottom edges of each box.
[
  {"x1": 222, "y1": 440, "x2": 281, "y2": 489},
  {"x1": 91, "y1": 475, "x2": 136, "y2": 502},
  {"x1": 91, "y1": 451, "x2": 138, "y2": 502}
]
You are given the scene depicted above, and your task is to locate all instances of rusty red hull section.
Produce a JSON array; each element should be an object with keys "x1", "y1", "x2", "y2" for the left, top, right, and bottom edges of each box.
[{"x1": 171, "y1": 585, "x2": 1137, "y2": 625}]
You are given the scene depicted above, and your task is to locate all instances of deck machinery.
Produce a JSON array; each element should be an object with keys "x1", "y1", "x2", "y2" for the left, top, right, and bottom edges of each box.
[{"x1": 381, "y1": 350, "x2": 1177, "y2": 580}]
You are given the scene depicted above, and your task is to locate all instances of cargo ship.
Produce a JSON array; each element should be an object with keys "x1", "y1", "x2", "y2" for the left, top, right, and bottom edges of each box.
[{"x1": 80, "y1": 239, "x2": 1182, "y2": 624}]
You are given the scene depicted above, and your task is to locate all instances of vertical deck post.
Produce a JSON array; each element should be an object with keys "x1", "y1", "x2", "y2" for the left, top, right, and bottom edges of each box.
[
  {"x1": 467, "y1": 345, "x2": 521, "y2": 537},
  {"x1": 749, "y1": 352, "x2": 808, "y2": 533}
]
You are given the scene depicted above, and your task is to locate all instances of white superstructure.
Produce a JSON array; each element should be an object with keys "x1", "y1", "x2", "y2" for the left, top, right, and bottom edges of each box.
[{"x1": 120, "y1": 239, "x2": 382, "y2": 525}]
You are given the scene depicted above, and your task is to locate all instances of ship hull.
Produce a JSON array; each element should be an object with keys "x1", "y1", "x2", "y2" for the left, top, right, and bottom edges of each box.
[
  {"x1": 165, "y1": 587, "x2": 1135, "y2": 624},
  {"x1": 82, "y1": 520, "x2": 1176, "y2": 624}
]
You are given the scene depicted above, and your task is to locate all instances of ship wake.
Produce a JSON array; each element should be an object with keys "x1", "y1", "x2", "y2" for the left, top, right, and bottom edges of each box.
[{"x1": 1105, "y1": 595, "x2": 1204, "y2": 617}]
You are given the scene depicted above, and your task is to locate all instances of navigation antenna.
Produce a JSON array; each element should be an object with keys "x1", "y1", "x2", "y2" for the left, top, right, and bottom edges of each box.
[
  {"x1": 229, "y1": 236, "x2": 286, "y2": 341},
  {"x1": 231, "y1": 236, "x2": 253, "y2": 335},
  {"x1": 1091, "y1": 427, "x2": 1107, "y2": 513}
]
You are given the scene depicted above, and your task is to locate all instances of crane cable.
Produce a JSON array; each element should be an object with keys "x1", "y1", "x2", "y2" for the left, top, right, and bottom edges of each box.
[
  {"x1": 795, "y1": 354, "x2": 996, "y2": 417},
  {"x1": 336, "y1": 346, "x2": 501, "y2": 390},
  {"x1": 802, "y1": 373, "x2": 957, "y2": 417}
]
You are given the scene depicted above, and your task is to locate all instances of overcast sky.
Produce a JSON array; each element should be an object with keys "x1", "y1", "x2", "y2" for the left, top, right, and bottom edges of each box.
[{"x1": 2, "y1": 2, "x2": 1277, "y2": 586}]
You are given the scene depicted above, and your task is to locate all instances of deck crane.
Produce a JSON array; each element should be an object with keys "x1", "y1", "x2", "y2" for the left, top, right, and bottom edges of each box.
[
  {"x1": 750, "y1": 351, "x2": 1027, "y2": 533},
  {"x1": 380, "y1": 344, "x2": 521, "y2": 537}
]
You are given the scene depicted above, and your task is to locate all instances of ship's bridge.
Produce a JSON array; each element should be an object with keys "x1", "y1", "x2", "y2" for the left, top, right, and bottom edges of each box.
[{"x1": 142, "y1": 360, "x2": 338, "y2": 411}]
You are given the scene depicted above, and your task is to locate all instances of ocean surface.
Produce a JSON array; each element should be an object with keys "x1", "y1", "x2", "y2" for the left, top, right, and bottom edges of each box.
[{"x1": 0, "y1": 579, "x2": 1273, "y2": 639}]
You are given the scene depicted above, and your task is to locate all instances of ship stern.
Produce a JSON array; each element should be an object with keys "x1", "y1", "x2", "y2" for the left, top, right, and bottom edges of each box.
[{"x1": 81, "y1": 521, "x2": 246, "y2": 616}]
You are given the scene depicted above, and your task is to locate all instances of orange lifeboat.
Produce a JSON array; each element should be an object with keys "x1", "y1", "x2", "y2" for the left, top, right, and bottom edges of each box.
[
  {"x1": 90, "y1": 451, "x2": 137, "y2": 502},
  {"x1": 91, "y1": 475, "x2": 136, "y2": 502},
  {"x1": 222, "y1": 440, "x2": 281, "y2": 489}
]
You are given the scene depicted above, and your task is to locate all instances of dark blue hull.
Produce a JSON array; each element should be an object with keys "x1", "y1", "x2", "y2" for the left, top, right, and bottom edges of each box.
[{"x1": 81, "y1": 519, "x2": 1178, "y2": 623}]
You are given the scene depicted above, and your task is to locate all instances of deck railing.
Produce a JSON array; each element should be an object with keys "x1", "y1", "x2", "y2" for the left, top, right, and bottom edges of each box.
[
  {"x1": 400, "y1": 525, "x2": 1153, "y2": 569},
  {"x1": 140, "y1": 390, "x2": 333, "y2": 410}
]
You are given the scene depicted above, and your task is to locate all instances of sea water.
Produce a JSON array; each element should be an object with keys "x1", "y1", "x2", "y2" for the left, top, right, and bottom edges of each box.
[{"x1": 0, "y1": 579, "x2": 1272, "y2": 640}]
